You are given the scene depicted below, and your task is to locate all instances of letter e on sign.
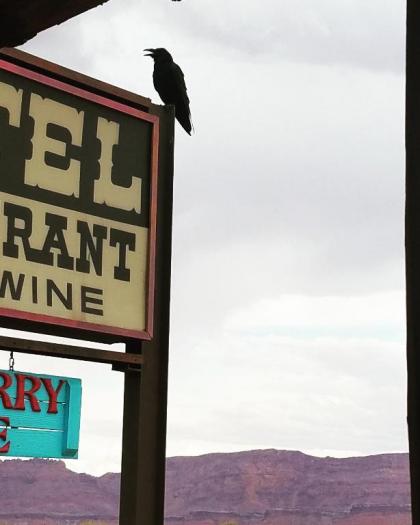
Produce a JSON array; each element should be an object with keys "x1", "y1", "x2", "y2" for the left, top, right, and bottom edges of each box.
[
  {"x1": 25, "y1": 93, "x2": 84, "y2": 197},
  {"x1": 0, "y1": 417, "x2": 10, "y2": 453}
]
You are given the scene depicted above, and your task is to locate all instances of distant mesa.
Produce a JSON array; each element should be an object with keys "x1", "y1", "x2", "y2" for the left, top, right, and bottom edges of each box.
[{"x1": 0, "y1": 449, "x2": 412, "y2": 525}]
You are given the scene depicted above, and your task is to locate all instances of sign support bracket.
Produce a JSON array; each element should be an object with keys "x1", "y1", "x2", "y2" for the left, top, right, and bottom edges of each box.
[{"x1": 0, "y1": 335, "x2": 143, "y2": 367}]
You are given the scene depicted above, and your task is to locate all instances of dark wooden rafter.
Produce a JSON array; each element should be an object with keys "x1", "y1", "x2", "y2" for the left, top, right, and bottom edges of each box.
[
  {"x1": 0, "y1": 334, "x2": 143, "y2": 366},
  {"x1": 0, "y1": 0, "x2": 110, "y2": 48}
]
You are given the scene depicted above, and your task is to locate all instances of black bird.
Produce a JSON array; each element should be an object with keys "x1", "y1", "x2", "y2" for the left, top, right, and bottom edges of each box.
[{"x1": 144, "y1": 48, "x2": 192, "y2": 135}]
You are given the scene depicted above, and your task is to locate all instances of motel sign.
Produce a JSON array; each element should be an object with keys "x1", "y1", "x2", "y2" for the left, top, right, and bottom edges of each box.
[{"x1": 0, "y1": 58, "x2": 158, "y2": 340}]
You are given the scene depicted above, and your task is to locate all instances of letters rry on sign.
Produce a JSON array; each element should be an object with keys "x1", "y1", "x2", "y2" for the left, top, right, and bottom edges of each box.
[
  {"x1": 0, "y1": 369, "x2": 81, "y2": 459},
  {"x1": 0, "y1": 58, "x2": 159, "y2": 340}
]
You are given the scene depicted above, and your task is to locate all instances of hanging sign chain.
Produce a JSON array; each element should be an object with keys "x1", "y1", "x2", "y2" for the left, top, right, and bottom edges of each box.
[{"x1": 9, "y1": 351, "x2": 14, "y2": 372}]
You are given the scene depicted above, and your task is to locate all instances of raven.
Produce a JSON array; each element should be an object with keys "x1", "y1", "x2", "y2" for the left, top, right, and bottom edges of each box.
[{"x1": 144, "y1": 48, "x2": 192, "y2": 135}]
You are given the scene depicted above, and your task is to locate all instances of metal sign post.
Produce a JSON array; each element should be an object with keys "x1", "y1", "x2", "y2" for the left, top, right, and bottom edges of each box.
[
  {"x1": 119, "y1": 104, "x2": 174, "y2": 524},
  {"x1": 0, "y1": 48, "x2": 175, "y2": 524},
  {"x1": 406, "y1": 2, "x2": 420, "y2": 522}
]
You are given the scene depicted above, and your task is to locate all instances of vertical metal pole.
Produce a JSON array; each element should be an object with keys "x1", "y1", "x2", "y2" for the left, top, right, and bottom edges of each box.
[
  {"x1": 406, "y1": 1, "x2": 420, "y2": 522},
  {"x1": 119, "y1": 105, "x2": 175, "y2": 524}
]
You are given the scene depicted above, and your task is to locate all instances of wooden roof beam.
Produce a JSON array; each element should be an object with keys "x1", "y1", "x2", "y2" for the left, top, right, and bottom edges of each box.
[{"x1": 0, "y1": 0, "x2": 110, "y2": 48}]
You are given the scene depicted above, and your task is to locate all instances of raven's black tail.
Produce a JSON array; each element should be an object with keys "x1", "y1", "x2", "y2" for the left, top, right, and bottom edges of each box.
[{"x1": 176, "y1": 106, "x2": 193, "y2": 135}]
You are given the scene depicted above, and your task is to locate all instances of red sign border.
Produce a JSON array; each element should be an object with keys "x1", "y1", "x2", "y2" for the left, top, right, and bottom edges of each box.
[{"x1": 0, "y1": 58, "x2": 159, "y2": 341}]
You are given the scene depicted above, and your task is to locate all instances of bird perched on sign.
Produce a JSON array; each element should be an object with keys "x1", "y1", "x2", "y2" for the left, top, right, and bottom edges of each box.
[{"x1": 144, "y1": 48, "x2": 192, "y2": 135}]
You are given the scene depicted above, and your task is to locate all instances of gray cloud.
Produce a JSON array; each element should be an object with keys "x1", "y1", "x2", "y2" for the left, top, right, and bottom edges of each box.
[
  {"x1": 143, "y1": 0, "x2": 405, "y2": 73},
  {"x1": 16, "y1": 0, "x2": 407, "y2": 472}
]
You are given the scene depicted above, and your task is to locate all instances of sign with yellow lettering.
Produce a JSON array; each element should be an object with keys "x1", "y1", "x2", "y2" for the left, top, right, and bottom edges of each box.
[{"x1": 0, "y1": 59, "x2": 158, "y2": 340}]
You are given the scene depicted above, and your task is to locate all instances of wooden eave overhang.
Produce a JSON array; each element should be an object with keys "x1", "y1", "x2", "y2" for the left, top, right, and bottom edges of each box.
[{"x1": 0, "y1": 0, "x2": 110, "y2": 48}]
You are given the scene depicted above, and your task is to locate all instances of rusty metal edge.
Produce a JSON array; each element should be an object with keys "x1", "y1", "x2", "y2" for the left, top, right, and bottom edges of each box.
[{"x1": 0, "y1": 47, "x2": 154, "y2": 111}]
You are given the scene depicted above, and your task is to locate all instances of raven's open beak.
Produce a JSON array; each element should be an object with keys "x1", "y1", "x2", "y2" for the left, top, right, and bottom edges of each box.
[{"x1": 143, "y1": 48, "x2": 155, "y2": 57}]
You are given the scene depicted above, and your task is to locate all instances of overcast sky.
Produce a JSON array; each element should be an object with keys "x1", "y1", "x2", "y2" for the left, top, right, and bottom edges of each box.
[{"x1": 4, "y1": 0, "x2": 406, "y2": 475}]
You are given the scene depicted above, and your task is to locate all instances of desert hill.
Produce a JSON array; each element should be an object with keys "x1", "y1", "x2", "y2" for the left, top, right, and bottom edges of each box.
[{"x1": 0, "y1": 449, "x2": 412, "y2": 524}]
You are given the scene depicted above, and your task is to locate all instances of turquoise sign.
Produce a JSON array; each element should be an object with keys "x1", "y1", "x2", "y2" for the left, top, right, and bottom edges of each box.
[{"x1": 0, "y1": 369, "x2": 81, "y2": 459}]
